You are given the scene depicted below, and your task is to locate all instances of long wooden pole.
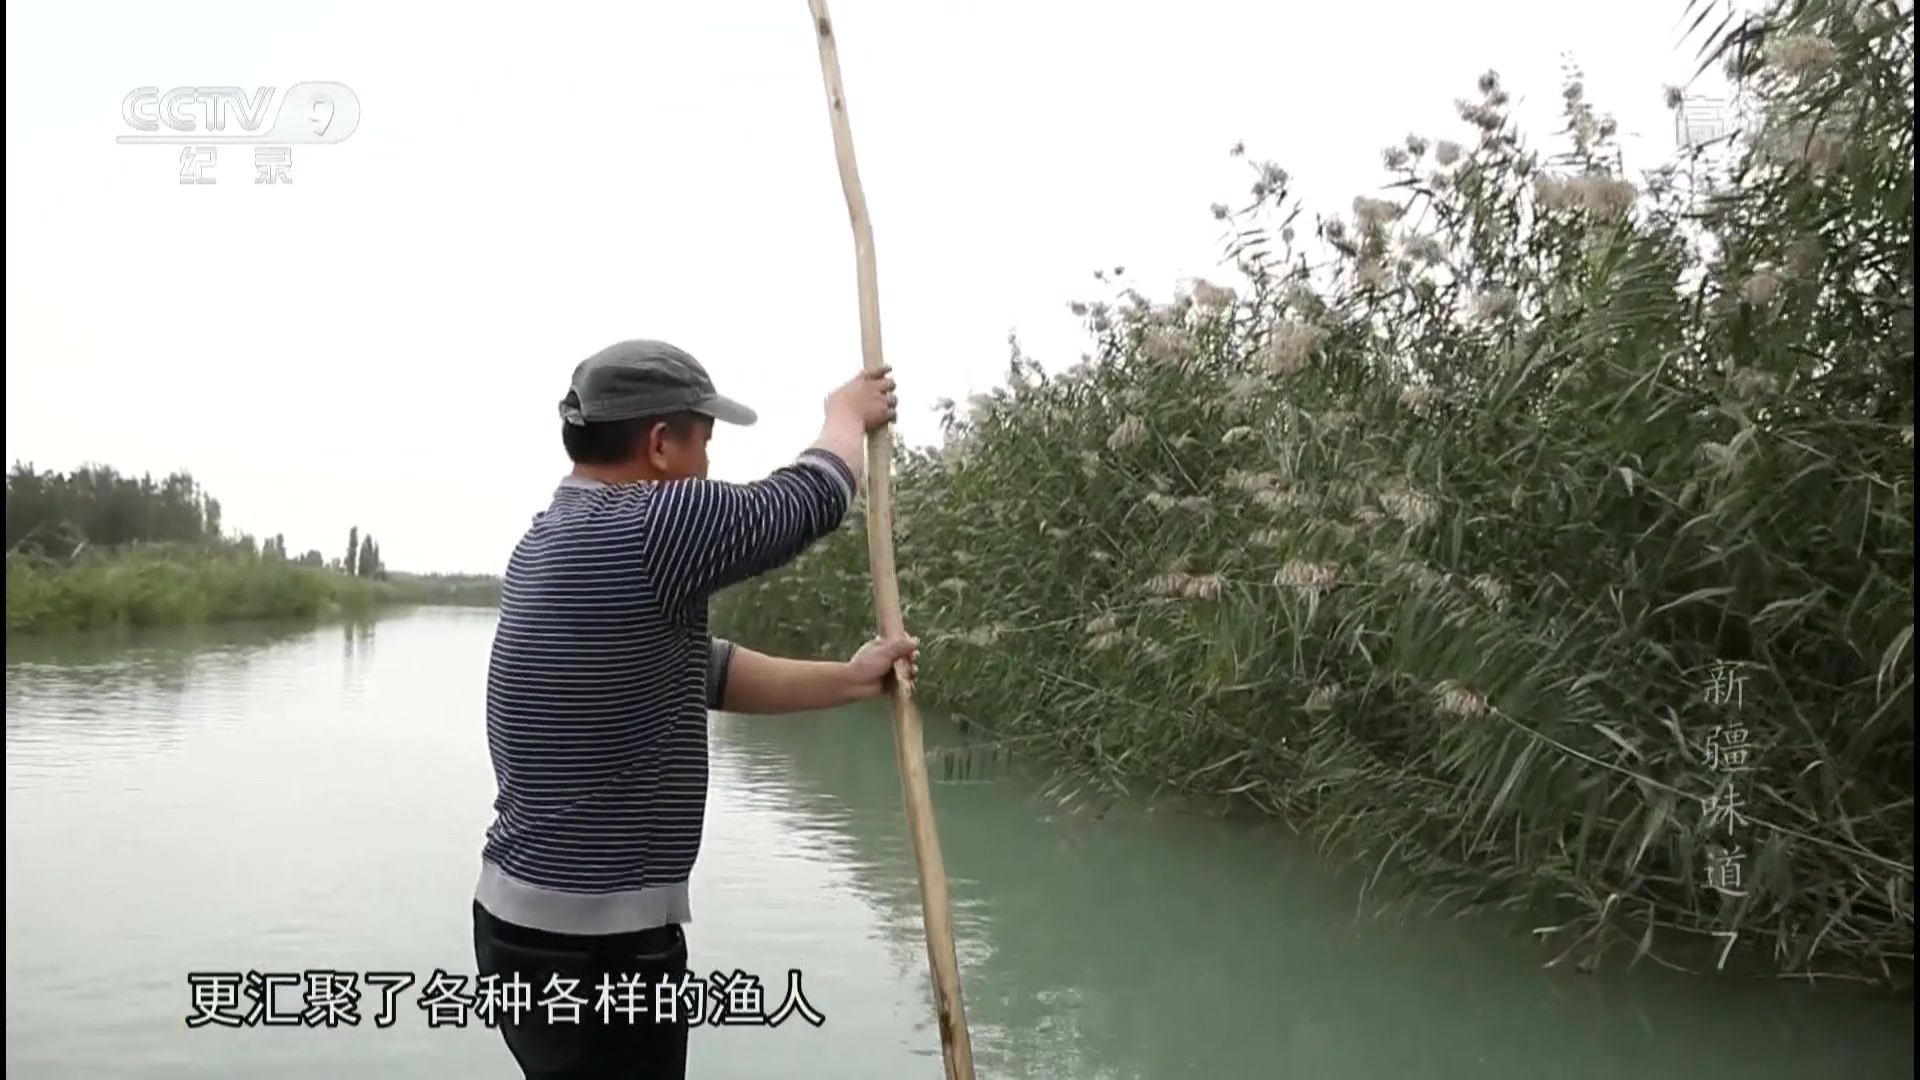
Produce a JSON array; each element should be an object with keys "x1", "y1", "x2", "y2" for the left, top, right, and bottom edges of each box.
[{"x1": 804, "y1": 4, "x2": 976, "y2": 1077}]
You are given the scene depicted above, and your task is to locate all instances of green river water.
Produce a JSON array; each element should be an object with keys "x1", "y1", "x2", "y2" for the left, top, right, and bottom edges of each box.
[{"x1": 5, "y1": 607, "x2": 1912, "y2": 1078}]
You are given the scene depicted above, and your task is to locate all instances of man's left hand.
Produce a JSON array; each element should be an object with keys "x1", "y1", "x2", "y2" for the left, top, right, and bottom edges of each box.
[{"x1": 845, "y1": 634, "x2": 919, "y2": 699}]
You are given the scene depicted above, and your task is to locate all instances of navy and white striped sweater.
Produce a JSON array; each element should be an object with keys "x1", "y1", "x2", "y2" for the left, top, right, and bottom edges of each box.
[{"x1": 476, "y1": 449, "x2": 855, "y2": 935}]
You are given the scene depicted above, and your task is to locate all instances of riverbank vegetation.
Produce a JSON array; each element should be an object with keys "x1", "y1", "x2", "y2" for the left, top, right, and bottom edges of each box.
[
  {"x1": 6, "y1": 464, "x2": 500, "y2": 634},
  {"x1": 716, "y1": 0, "x2": 1915, "y2": 988}
]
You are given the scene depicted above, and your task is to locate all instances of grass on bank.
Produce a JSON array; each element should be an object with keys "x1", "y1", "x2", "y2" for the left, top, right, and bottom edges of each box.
[
  {"x1": 717, "y1": 1, "x2": 1915, "y2": 988},
  {"x1": 5, "y1": 547, "x2": 500, "y2": 635}
]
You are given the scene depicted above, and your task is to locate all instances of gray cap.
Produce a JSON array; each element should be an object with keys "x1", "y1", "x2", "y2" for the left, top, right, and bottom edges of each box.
[{"x1": 558, "y1": 339, "x2": 758, "y2": 427}]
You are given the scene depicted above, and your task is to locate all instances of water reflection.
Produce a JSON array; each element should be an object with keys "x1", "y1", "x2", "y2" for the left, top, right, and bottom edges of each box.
[
  {"x1": 719, "y1": 705, "x2": 1915, "y2": 1080},
  {"x1": 5, "y1": 622, "x2": 322, "y2": 760},
  {"x1": 6, "y1": 608, "x2": 507, "y2": 1080},
  {"x1": 4, "y1": 611, "x2": 1912, "y2": 1080}
]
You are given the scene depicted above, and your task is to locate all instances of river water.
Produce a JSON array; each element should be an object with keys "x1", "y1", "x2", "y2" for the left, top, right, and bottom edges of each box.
[{"x1": 4, "y1": 607, "x2": 1912, "y2": 1079}]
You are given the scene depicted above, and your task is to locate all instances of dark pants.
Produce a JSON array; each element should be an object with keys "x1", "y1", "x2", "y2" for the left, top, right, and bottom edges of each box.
[{"x1": 472, "y1": 901, "x2": 690, "y2": 1079}]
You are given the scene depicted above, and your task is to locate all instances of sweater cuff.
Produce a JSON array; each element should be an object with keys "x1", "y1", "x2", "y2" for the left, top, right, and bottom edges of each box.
[
  {"x1": 707, "y1": 638, "x2": 737, "y2": 711},
  {"x1": 796, "y1": 448, "x2": 857, "y2": 508}
]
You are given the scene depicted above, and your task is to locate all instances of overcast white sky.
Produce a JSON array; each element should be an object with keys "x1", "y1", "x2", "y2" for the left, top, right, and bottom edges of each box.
[{"x1": 6, "y1": 0, "x2": 1736, "y2": 574}]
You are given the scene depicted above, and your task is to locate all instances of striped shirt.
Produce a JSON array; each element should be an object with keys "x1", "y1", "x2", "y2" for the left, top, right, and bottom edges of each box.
[{"x1": 475, "y1": 449, "x2": 856, "y2": 935}]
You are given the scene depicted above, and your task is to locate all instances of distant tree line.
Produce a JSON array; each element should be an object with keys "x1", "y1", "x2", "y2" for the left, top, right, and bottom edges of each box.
[
  {"x1": 7, "y1": 463, "x2": 222, "y2": 553},
  {"x1": 6, "y1": 462, "x2": 384, "y2": 577}
]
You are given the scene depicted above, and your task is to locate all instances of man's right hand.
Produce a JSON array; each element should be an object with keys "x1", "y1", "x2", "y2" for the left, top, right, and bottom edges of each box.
[{"x1": 825, "y1": 366, "x2": 899, "y2": 434}]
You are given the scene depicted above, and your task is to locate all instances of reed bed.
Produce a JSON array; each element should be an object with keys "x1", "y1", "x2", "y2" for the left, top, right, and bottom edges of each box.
[
  {"x1": 717, "y1": 0, "x2": 1914, "y2": 986},
  {"x1": 6, "y1": 547, "x2": 495, "y2": 633}
]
